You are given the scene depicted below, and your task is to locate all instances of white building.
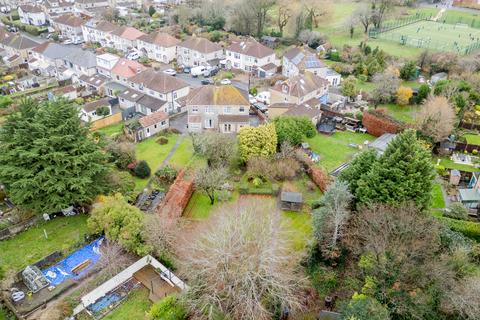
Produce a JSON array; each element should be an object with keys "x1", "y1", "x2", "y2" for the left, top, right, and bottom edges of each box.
[
  {"x1": 109, "y1": 26, "x2": 145, "y2": 52},
  {"x1": 177, "y1": 36, "x2": 223, "y2": 67},
  {"x1": 52, "y1": 14, "x2": 87, "y2": 44},
  {"x1": 282, "y1": 46, "x2": 341, "y2": 87},
  {"x1": 225, "y1": 39, "x2": 276, "y2": 72},
  {"x1": 82, "y1": 20, "x2": 117, "y2": 46},
  {"x1": 18, "y1": 5, "x2": 47, "y2": 26},
  {"x1": 137, "y1": 32, "x2": 179, "y2": 64},
  {"x1": 80, "y1": 98, "x2": 112, "y2": 122},
  {"x1": 96, "y1": 53, "x2": 120, "y2": 77}
]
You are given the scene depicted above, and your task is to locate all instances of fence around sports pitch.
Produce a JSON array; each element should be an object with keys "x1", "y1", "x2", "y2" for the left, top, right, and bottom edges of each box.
[{"x1": 368, "y1": 12, "x2": 433, "y2": 37}]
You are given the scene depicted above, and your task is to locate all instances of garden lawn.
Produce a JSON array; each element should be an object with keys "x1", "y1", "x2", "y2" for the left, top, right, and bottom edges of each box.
[
  {"x1": 134, "y1": 134, "x2": 178, "y2": 191},
  {"x1": 431, "y1": 183, "x2": 446, "y2": 209},
  {"x1": 168, "y1": 136, "x2": 194, "y2": 168},
  {"x1": 0, "y1": 215, "x2": 89, "y2": 273},
  {"x1": 94, "y1": 123, "x2": 124, "y2": 137},
  {"x1": 281, "y1": 211, "x2": 312, "y2": 251},
  {"x1": 103, "y1": 288, "x2": 151, "y2": 320},
  {"x1": 377, "y1": 103, "x2": 420, "y2": 124},
  {"x1": 306, "y1": 131, "x2": 374, "y2": 172},
  {"x1": 435, "y1": 157, "x2": 479, "y2": 172},
  {"x1": 464, "y1": 133, "x2": 480, "y2": 145},
  {"x1": 183, "y1": 191, "x2": 239, "y2": 220}
]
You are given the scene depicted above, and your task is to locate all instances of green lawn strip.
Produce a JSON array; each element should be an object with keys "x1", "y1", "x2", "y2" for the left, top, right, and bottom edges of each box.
[
  {"x1": 434, "y1": 157, "x2": 479, "y2": 173},
  {"x1": 134, "y1": 134, "x2": 179, "y2": 191},
  {"x1": 306, "y1": 132, "x2": 374, "y2": 172},
  {"x1": 463, "y1": 133, "x2": 480, "y2": 145},
  {"x1": 431, "y1": 183, "x2": 446, "y2": 209},
  {"x1": 432, "y1": 210, "x2": 480, "y2": 242},
  {"x1": 0, "y1": 215, "x2": 89, "y2": 273},
  {"x1": 356, "y1": 79, "x2": 376, "y2": 93},
  {"x1": 103, "y1": 288, "x2": 152, "y2": 320},
  {"x1": 281, "y1": 211, "x2": 312, "y2": 252},
  {"x1": 377, "y1": 103, "x2": 420, "y2": 124},
  {"x1": 94, "y1": 123, "x2": 124, "y2": 137},
  {"x1": 168, "y1": 136, "x2": 194, "y2": 168}
]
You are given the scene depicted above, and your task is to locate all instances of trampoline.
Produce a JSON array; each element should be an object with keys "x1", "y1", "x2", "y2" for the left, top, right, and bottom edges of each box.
[{"x1": 42, "y1": 237, "x2": 104, "y2": 286}]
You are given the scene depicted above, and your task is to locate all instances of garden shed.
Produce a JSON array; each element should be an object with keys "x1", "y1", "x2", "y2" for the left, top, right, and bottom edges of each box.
[{"x1": 280, "y1": 191, "x2": 303, "y2": 211}]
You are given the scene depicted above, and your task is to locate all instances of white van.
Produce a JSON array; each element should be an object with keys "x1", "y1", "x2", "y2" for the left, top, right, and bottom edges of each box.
[
  {"x1": 191, "y1": 65, "x2": 207, "y2": 77},
  {"x1": 256, "y1": 91, "x2": 271, "y2": 105}
]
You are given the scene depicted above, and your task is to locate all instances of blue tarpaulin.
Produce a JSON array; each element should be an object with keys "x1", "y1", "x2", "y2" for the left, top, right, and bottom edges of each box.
[{"x1": 42, "y1": 237, "x2": 104, "y2": 286}]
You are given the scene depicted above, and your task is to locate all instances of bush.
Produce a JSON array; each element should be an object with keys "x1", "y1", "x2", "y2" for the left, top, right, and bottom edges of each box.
[
  {"x1": 435, "y1": 164, "x2": 447, "y2": 176},
  {"x1": 472, "y1": 149, "x2": 478, "y2": 155},
  {"x1": 274, "y1": 116, "x2": 316, "y2": 146},
  {"x1": 157, "y1": 136, "x2": 169, "y2": 145},
  {"x1": 444, "y1": 203, "x2": 469, "y2": 220},
  {"x1": 134, "y1": 160, "x2": 151, "y2": 178},
  {"x1": 249, "y1": 87, "x2": 258, "y2": 96},
  {"x1": 0, "y1": 95, "x2": 12, "y2": 109},
  {"x1": 155, "y1": 165, "x2": 177, "y2": 184},
  {"x1": 106, "y1": 141, "x2": 135, "y2": 170},
  {"x1": 149, "y1": 295, "x2": 187, "y2": 320}
]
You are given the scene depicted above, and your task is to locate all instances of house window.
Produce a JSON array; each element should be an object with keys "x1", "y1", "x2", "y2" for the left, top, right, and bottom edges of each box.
[
  {"x1": 223, "y1": 107, "x2": 231, "y2": 114},
  {"x1": 234, "y1": 53, "x2": 240, "y2": 59},
  {"x1": 282, "y1": 85, "x2": 288, "y2": 93},
  {"x1": 239, "y1": 106, "x2": 245, "y2": 112},
  {"x1": 205, "y1": 119, "x2": 213, "y2": 128},
  {"x1": 147, "y1": 128, "x2": 150, "y2": 133},
  {"x1": 173, "y1": 92, "x2": 177, "y2": 99},
  {"x1": 161, "y1": 120, "x2": 166, "y2": 125},
  {"x1": 224, "y1": 123, "x2": 231, "y2": 132},
  {"x1": 116, "y1": 75, "x2": 120, "y2": 80},
  {"x1": 154, "y1": 124, "x2": 157, "y2": 129},
  {"x1": 205, "y1": 106, "x2": 213, "y2": 114},
  {"x1": 192, "y1": 107, "x2": 199, "y2": 112}
]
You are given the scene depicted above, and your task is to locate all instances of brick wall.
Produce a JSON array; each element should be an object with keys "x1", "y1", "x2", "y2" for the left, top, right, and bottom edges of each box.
[
  {"x1": 362, "y1": 110, "x2": 403, "y2": 137},
  {"x1": 156, "y1": 170, "x2": 194, "y2": 219}
]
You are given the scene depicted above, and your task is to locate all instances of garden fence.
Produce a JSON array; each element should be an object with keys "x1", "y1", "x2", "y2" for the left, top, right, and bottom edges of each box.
[{"x1": 368, "y1": 12, "x2": 432, "y2": 37}]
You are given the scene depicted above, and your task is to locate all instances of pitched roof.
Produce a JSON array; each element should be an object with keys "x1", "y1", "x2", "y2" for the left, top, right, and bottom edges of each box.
[
  {"x1": 137, "y1": 94, "x2": 167, "y2": 112},
  {"x1": 186, "y1": 85, "x2": 249, "y2": 106},
  {"x1": 93, "y1": 20, "x2": 117, "y2": 32},
  {"x1": 283, "y1": 46, "x2": 325, "y2": 70},
  {"x1": 2, "y1": 34, "x2": 38, "y2": 50},
  {"x1": 283, "y1": 104, "x2": 322, "y2": 119},
  {"x1": 19, "y1": 5, "x2": 43, "y2": 13},
  {"x1": 111, "y1": 26, "x2": 145, "y2": 41},
  {"x1": 138, "y1": 111, "x2": 168, "y2": 128},
  {"x1": 227, "y1": 39, "x2": 274, "y2": 59},
  {"x1": 138, "y1": 32, "x2": 179, "y2": 47},
  {"x1": 79, "y1": 74, "x2": 108, "y2": 87},
  {"x1": 129, "y1": 69, "x2": 189, "y2": 94},
  {"x1": 118, "y1": 88, "x2": 143, "y2": 102},
  {"x1": 178, "y1": 36, "x2": 221, "y2": 54},
  {"x1": 64, "y1": 49, "x2": 97, "y2": 68},
  {"x1": 82, "y1": 98, "x2": 110, "y2": 112},
  {"x1": 111, "y1": 58, "x2": 147, "y2": 78},
  {"x1": 53, "y1": 14, "x2": 85, "y2": 27},
  {"x1": 32, "y1": 42, "x2": 76, "y2": 59},
  {"x1": 271, "y1": 72, "x2": 329, "y2": 98}
]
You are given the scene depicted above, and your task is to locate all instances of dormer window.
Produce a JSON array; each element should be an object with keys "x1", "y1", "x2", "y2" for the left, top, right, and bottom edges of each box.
[{"x1": 282, "y1": 85, "x2": 288, "y2": 94}]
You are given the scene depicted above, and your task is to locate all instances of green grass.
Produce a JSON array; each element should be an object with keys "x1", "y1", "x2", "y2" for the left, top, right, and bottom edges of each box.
[
  {"x1": 168, "y1": 136, "x2": 194, "y2": 168},
  {"x1": 95, "y1": 123, "x2": 124, "y2": 137},
  {"x1": 103, "y1": 288, "x2": 151, "y2": 320},
  {"x1": 306, "y1": 131, "x2": 374, "y2": 172},
  {"x1": 356, "y1": 79, "x2": 376, "y2": 93},
  {"x1": 434, "y1": 157, "x2": 479, "y2": 172},
  {"x1": 464, "y1": 133, "x2": 480, "y2": 145},
  {"x1": 134, "y1": 134, "x2": 179, "y2": 191},
  {"x1": 0, "y1": 215, "x2": 89, "y2": 273},
  {"x1": 377, "y1": 103, "x2": 420, "y2": 124},
  {"x1": 183, "y1": 191, "x2": 240, "y2": 220},
  {"x1": 431, "y1": 183, "x2": 446, "y2": 209},
  {"x1": 281, "y1": 211, "x2": 312, "y2": 251}
]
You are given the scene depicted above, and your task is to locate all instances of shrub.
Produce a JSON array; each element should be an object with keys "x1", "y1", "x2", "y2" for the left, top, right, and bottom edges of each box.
[
  {"x1": 0, "y1": 95, "x2": 12, "y2": 109},
  {"x1": 273, "y1": 116, "x2": 316, "y2": 146},
  {"x1": 435, "y1": 164, "x2": 447, "y2": 176},
  {"x1": 149, "y1": 295, "x2": 187, "y2": 320},
  {"x1": 134, "y1": 160, "x2": 151, "y2": 178},
  {"x1": 155, "y1": 165, "x2": 177, "y2": 184},
  {"x1": 271, "y1": 158, "x2": 301, "y2": 181},
  {"x1": 157, "y1": 136, "x2": 169, "y2": 145},
  {"x1": 472, "y1": 149, "x2": 478, "y2": 155},
  {"x1": 249, "y1": 87, "x2": 258, "y2": 96},
  {"x1": 106, "y1": 141, "x2": 135, "y2": 170},
  {"x1": 444, "y1": 203, "x2": 469, "y2": 220}
]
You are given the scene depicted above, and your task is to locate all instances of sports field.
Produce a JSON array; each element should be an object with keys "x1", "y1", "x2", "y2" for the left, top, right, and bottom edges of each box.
[{"x1": 376, "y1": 20, "x2": 480, "y2": 54}]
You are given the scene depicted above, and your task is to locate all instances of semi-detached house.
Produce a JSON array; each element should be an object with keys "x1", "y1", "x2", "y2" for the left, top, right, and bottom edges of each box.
[
  {"x1": 186, "y1": 85, "x2": 250, "y2": 133},
  {"x1": 137, "y1": 32, "x2": 180, "y2": 64},
  {"x1": 225, "y1": 39, "x2": 276, "y2": 73},
  {"x1": 52, "y1": 14, "x2": 87, "y2": 44},
  {"x1": 177, "y1": 37, "x2": 223, "y2": 67},
  {"x1": 270, "y1": 72, "x2": 329, "y2": 105},
  {"x1": 18, "y1": 5, "x2": 47, "y2": 26}
]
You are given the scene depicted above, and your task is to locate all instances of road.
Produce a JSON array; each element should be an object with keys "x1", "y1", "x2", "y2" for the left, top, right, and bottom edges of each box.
[{"x1": 176, "y1": 73, "x2": 248, "y2": 92}]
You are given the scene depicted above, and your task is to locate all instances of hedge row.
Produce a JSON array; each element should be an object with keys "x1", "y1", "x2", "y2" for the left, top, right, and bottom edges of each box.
[
  {"x1": 432, "y1": 210, "x2": 480, "y2": 242},
  {"x1": 239, "y1": 183, "x2": 280, "y2": 195}
]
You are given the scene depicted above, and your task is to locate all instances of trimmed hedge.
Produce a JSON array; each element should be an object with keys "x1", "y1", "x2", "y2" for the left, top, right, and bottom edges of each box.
[
  {"x1": 239, "y1": 183, "x2": 279, "y2": 195},
  {"x1": 432, "y1": 210, "x2": 480, "y2": 242}
]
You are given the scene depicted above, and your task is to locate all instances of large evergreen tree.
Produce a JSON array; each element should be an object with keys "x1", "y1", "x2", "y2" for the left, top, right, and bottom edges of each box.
[
  {"x1": 355, "y1": 130, "x2": 435, "y2": 209},
  {"x1": 338, "y1": 148, "x2": 377, "y2": 196},
  {"x1": 0, "y1": 98, "x2": 108, "y2": 213}
]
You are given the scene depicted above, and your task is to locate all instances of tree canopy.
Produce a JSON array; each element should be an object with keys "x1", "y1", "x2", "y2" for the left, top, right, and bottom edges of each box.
[
  {"x1": 0, "y1": 98, "x2": 108, "y2": 213},
  {"x1": 238, "y1": 123, "x2": 277, "y2": 161},
  {"x1": 273, "y1": 116, "x2": 316, "y2": 147}
]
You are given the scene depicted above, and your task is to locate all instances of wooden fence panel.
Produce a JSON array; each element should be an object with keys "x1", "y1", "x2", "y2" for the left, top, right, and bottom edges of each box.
[{"x1": 90, "y1": 113, "x2": 122, "y2": 130}]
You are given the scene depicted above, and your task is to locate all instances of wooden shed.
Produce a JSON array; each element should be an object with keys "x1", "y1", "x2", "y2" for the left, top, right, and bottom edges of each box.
[{"x1": 280, "y1": 191, "x2": 303, "y2": 211}]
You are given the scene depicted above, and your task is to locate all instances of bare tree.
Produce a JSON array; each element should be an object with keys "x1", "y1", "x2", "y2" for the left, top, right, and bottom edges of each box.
[
  {"x1": 191, "y1": 132, "x2": 237, "y2": 168},
  {"x1": 416, "y1": 96, "x2": 456, "y2": 142},
  {"x1": 277, "y1": 0, "x2": 292, "y2": 35},
  {"x1": 312, "y1": 180, "x2": 352, "y2": 251},
  {"x1": 194, "y1": 166, "x2": 229, "y2": 205},
  {"x1": 353, "y1": 4, "x2": 373, "y2": 34},
  {"x1": 301, "y1": 0, "x2": 332, "y2": 29},
  {"x1": 143, "y1": 213, "x2": 179, "y2": 259},
  {"x1": 371, "y1": 70, "x2": 400, "y2": 106},
  {"x1": 442, "y1": 276, "x2": 480, "y2": 320},
  {"x1": 370, "y1": 0, "x2": 395, "y2": 29},
  {"x1": 97, "y1": 240, "x2": 132, "y2": 277},
  {"x1": 180, "y1": 199, "x2": 305, "y2": 320}
]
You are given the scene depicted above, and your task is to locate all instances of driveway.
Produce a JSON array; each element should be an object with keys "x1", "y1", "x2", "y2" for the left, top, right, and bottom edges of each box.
[
  {"x1": 176, "y1": 73, "x2": 248, "y2": 91},
  {"x1": 169, "y1": 112, "x2": 188, "y2": 133}
]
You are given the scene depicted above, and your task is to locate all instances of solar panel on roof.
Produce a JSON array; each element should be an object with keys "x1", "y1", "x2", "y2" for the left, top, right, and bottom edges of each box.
[
  {"x1": 291, "y1": 52, "x2": 304, "y2": 65},
  {"x1": 304, "y1": 55, "x2": 322, "y2": 68}
]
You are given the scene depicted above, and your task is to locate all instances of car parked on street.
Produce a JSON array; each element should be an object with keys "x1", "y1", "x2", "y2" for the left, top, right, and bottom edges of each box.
[
  {"x1": 163, "y1": 68, "x2": 177, "y2": 76},
  {"x1": 220, "y1": 78, "x2": 231, "y2": 85},
  {"x1": 201, "y1": 79, "x2": 214, "y2": 85}
]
